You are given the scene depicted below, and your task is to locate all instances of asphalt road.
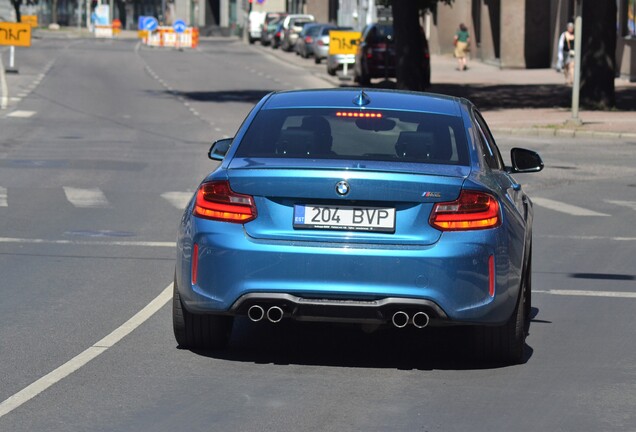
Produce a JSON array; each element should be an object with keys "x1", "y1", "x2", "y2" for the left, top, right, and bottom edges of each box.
[{"x1": 1, "y1": 36, "x2": 635, "y2": 432}]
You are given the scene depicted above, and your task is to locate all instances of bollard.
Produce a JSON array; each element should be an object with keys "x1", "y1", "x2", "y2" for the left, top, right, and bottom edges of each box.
[{"x1": 5, "y1": 46, "x2": 19, "y2": 74}]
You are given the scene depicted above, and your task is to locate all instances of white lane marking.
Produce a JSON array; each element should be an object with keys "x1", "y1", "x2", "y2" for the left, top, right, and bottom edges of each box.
[
  {"x1": 161, "y1": 191, "x2": 192, "y2": 209},
  {"x1": 0, "y1": 237, "x2": 175, "y2": 247},
  {"x1": 0, "y1": 283, "x2": 173, "y2": 419},
  {"x1": 532, "y1": 197, "x2": 610, "y2": 217},
  {"x1": 0, "y1": 187, "x2": 7, "y2": 207},
  {"x1": 63, "y1": 187, "x2": 109, "y2": 208},
  {"x1": 537, "y1": 234, "x2": 636, "y2": 242},
  {"x1": 535, "y1": 290, "x2": 636, "y2": 299},
  {"x1": 7, "y1": 110, "x2": 36, "y2": 118},
  {"x1": 0, "y1": 56, "x2": 7, "y2": 109},
  {"x1": 605, "y1": 200, "x2": 636, "y2": 211}
]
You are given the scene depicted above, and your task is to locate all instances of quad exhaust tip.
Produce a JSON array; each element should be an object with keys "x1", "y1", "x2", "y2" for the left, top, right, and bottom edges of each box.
[{"x1": 250, "y1": 305, "x2": 429, "y2": 328}]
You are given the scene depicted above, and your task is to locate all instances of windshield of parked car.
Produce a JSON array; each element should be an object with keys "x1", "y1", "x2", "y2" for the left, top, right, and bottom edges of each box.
[{"x1": 234, "y1": 108, "x2": 469, "y2": 165}]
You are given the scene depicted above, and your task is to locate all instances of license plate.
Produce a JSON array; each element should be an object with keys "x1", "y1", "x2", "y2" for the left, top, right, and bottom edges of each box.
[{"x1": 293, "y1": 205, "x2": 395, "y2": 233}]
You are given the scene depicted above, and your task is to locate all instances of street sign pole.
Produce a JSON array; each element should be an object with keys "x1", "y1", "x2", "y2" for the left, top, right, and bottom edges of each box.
[{"x1": 570, "y1": 0, "x2": 583, "y2": 125}]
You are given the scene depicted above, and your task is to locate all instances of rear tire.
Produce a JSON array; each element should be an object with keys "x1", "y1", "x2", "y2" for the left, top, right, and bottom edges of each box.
[
  {"x1": 524, "y1": 247, "x2": 532, "y2": 334},
  {"x1": 476, "y1": 281, "x2": 526, "y2": 365},
  {"x1": 314, "y1": 57, "x2": 321, "y2": 64},
  {"x1": 173, "y1": 275, "x2": 233, "y2": 350}
]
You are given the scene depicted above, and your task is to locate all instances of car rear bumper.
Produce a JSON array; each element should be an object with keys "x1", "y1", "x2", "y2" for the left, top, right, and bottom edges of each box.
[{"x1": 176, "y1": 218, "x2": 521, "y2": 326}]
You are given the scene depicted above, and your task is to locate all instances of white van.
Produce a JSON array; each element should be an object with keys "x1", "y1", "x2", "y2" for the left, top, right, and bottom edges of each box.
[
  {"x1": 0, "y1": 0, "x2": 17, "y2": 22},
  {"x1": 248, "y1": 11, "x2": 266, "y2": 44}
]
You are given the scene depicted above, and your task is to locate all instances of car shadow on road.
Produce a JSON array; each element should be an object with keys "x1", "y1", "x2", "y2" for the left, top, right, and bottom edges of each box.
[
  {"x1": 193, "y1": 317, "x2": 536, "y2": 371},
  {"x1": 171, "y1": 89, "x2": 276, "y2": 103},
  {"x1": 346, "y1": 81, "x2": 636, "y2": 111}
]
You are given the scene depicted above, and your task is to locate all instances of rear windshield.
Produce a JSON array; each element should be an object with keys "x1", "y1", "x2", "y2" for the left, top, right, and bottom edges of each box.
[
  {"x1": 367, "y1": 24, "x2": 393, "y2": 43},
  {"x1": 234, "y1": 108, "x2": 470, "y2": 166}
]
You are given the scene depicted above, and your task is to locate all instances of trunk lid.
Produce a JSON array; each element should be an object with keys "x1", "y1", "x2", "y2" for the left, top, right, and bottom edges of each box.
[{"x1": 225, "y1": 160, "x2": 468, "y2": 246}]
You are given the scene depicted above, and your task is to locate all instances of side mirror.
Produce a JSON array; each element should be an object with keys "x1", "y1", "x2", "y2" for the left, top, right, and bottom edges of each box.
[
  {"x1": 208, "y1": 138, "x2": 233, "y2": 161},
  {"x1": 508, "y1": 147, "x2": 544, "y2": 173}
]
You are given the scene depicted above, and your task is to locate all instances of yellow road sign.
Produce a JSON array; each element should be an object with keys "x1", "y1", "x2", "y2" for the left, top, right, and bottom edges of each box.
[
  {"x1": 20, "y1": 15, "x2": 38, "y2": 27},
  {"x1": 329, "y1": 30, "x2": 361, "y2": 56},
  {"x1": 0, "y1": 22, "x2": 32, "y2": 47}
]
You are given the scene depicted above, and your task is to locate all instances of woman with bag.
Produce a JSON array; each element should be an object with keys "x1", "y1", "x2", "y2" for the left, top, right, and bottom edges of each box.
[
  {"x1": 557, "y1": 22, "x2": 576, "y2": 85},
  {"x1": 453, "y1": 23, "x2": 470, "y2": 71}
]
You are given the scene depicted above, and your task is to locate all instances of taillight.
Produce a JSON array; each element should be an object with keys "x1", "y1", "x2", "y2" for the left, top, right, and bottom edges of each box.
[
  {"x1": 305, "y1": 36, "x2": 313, "y2": 43},
  {"x1": 317, "y1": 40, "x2": 324, "y2": 46},
  {"x1": 193, "y1": 181, "x2": 257, "y2": 223},
  {"x1": 429, "y1": 190, "x2": 500, "y2": 231}
]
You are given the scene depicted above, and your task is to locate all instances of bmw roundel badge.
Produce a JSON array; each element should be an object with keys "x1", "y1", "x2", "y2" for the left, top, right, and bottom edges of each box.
[{"x1": 336, "y1": 181, "x2": 350, "y2": 196}]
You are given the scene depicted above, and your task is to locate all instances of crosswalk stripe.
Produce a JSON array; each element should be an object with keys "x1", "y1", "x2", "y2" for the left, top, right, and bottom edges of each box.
[
  {"x1": 532, "y1": 197, "x2": 610, "y2": 217},
  {"x1": 535, "y1": 290, "x2": 636, "y2": 299},
  {"x1": 161, "y1": 191, "x2": 192, "y2": 210},
  {"x1": 0, "y1": 187, "x2": 7, "y2": 207},
  {"x1": 63, "y1": 187, "x2": 109, "y2": 208},
  {"x1": 7, "y1": 110, "x2": 36, "y2": 118},
  {"x1": 605, "y1": 200, "x2": 636, "y2": 211}
]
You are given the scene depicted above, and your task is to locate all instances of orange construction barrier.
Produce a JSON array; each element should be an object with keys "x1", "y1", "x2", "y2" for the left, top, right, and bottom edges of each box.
[
  {"x1": 143, "y1": 26, "x2": 199, "y2": 49},
  {"x1": 112, "y1": 19, "x2": 122, "y2": 35}
]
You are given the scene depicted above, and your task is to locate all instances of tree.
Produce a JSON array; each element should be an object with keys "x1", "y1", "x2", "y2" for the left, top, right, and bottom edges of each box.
[
  {"x1": 386, "y1": 0, "x2": 453, "y2": 91},
  {"x1": 580, "y1": 0, "x2": 616, "y2": 109},
  {"x1": 10, "y1": 0, "x2": 21, "y2": 23}
]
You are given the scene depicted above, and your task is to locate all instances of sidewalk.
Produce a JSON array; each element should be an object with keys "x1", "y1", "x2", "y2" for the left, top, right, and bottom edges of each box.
[
  {"x1": 303, "y1": 51, "x2": 636, "y2": 140},
  {"x1": 427, "y1": 54, "x2": 636, "y2": 139}
]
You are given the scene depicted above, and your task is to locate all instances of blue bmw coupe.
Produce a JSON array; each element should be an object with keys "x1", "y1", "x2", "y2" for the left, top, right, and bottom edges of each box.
[{"x1": 173, "y1": 89, "x2": 543, "y2": 364}]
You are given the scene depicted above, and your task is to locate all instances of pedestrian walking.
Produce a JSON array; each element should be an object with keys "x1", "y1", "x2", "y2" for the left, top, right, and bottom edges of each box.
[
  {"x1": 557, "y1": 22, "x2": 576, "y2": 85},
  {"x1": 453, "y1": 23, "x2": 470, "y2": 71}
]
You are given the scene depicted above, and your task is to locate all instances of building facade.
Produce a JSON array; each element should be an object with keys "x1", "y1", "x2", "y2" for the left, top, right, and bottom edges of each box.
[{"x1": 430, "y1": 0, "x2": 635, "y2": 81}]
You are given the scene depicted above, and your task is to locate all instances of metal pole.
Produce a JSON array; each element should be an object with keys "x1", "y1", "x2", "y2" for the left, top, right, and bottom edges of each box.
[
  {"x1": 570, "y1": 0, "x2": 583, "y2": 125},
  {"x1": 9, "y1": 46, "x2": 15, "y2": 69}
]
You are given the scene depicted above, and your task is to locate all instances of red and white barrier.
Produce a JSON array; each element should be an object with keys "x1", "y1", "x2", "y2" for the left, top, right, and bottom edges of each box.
[{"x1": 143, "y1": 27, "x2": 199, "y2": 49}]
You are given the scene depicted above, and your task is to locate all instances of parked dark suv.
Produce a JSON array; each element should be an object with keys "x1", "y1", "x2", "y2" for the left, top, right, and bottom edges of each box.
[{"x1": 354, "y1": 22, "x2": 431, "y2": 88}]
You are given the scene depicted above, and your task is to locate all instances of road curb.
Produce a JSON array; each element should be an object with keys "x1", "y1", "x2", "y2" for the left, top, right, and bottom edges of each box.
[{"x1": 491, "y1": 127, "x2": 634, "y2": 140}]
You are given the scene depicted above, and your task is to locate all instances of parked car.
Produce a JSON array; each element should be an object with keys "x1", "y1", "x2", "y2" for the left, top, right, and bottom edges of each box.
[
  {"x1": 354, "y1": 22, "x2": 431, "y2": 88},
  {"x1": 280, "y1": 14, "x2": 315, "y2": 52},
  {"x1": 295, "y1": 23, "x2": 327, "y2": 58},
  {"x1": 312, "y1": 25, "x2": 351, "y2": 64},
  {"x1": 354, "y1": 22, "x2": 395, "y2": 84},
  {"x1": 260, "y1": 12, "x2": 287, "y2": 46},
  {"x1": 248, "y1": 11, "x2": 266, "y2": 44},
  {"x1": 173, "y1": 88, "x2": 544, "y2": 365},
  {"x1": 270, "y1": 21, "x2": 285, "y2": 49},
  {"x1": 326, "y1": 51, "x2": 356, "y2": 76}
]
